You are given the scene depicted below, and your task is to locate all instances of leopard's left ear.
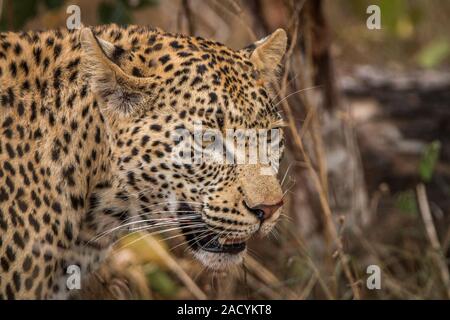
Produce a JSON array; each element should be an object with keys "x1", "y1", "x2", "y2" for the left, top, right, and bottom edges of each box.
[
  {"x1": 80, "y1": 28, "x2": 158, "y2": 116},
  {"x1": 241, "y1": 29, "x2": 287, "y2": 83}
]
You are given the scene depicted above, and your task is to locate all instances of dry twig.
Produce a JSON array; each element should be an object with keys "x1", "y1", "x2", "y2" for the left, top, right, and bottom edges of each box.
[
  {"x1": 416, "y1": 183, "x2": 450, "y2": 299},
  {"x1": 244, "y1": 255, "x2": 299, "y2": 299},
  {"x1": 274, "y1": 1, "x2": 361, "y2": 299},
  {"x1": 142, "y1": 234, "x2": 207, "y2": 300}
]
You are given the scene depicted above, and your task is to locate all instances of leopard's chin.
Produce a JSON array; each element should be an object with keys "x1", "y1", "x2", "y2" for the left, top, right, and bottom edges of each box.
[
  {"x1": 191, "y1": 234, "x2": 248, "y2": 270},
  {"x1": 193, "y1": 247, "x2": 247, "y2": 270}
]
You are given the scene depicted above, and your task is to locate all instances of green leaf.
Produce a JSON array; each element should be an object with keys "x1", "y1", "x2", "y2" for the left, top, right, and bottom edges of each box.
[
  {"x1": 145, "y1": 265, "x2": 178, "y2": 298},
  {"x1": 417, "y1": 40, "x2": 450, "y2": 69},
  {"x1": 419, "y1": 141, "x2": 441, "y2": 182},
  {"x1": 379, "y1": 0, "x2": 407, "y2": 34}
]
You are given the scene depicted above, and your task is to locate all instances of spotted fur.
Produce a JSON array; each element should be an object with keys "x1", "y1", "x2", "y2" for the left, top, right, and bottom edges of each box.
[{"x1": 0, "y1": 24, "x2": 287, "y2": 299}]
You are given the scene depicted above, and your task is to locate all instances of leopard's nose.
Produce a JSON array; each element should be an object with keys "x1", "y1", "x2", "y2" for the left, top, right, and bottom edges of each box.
[{"x1": 246, "y1": 200, "x2": 283, "y2": 222}]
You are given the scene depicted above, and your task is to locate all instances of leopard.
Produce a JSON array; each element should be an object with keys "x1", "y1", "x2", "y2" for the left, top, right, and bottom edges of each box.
[{"x1": 0, "y1": 24, "x2": 287, "y2": 299}]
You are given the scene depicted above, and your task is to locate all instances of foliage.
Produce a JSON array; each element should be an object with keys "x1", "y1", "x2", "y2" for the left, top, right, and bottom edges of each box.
[
  {"x1": 417, "y1": 40, "x2": 450, "y2": 68},
  {"x1": 341, "y1": 0, "x2": 449, "y2": 68},
  {"x1": 0, "y1": 0, "x2": 159, "y2": 31},
  {"x1": 145, "y1": 264, "x2": 179, "y2": 298}
]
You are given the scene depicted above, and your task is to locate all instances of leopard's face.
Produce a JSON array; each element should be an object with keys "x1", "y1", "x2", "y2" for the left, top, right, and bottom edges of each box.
[{"x1": 81, "y1": 28, "x2": 287, "y2": 270}]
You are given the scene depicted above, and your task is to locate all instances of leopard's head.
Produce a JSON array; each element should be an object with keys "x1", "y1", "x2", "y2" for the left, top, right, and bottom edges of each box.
[{"x1": 81, "y1": 26, "x2": 287, "y2": 270}]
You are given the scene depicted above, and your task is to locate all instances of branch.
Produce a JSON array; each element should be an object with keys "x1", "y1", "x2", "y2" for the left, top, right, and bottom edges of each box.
[{"x1": 416, "y1": 183, "x2": 450, "y2": 299}]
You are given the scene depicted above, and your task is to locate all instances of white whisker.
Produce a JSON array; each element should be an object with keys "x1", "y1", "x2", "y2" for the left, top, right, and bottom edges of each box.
[{"x1": 274, "y1": 85, "x2": 321, "y2": 107}]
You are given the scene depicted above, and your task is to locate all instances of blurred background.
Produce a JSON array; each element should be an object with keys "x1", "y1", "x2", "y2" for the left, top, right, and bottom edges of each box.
[{"x1": 1, "y1": 0, "x2": 449, "y2": 299}]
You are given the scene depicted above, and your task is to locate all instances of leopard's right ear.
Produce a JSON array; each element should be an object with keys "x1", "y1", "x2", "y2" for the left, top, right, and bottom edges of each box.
[
  {"x1": 80, "y1": 28, "x2": 158, "y2": 116},
  {"x1": 240, "y1": 29, "x2": 287, "y2": 85}
]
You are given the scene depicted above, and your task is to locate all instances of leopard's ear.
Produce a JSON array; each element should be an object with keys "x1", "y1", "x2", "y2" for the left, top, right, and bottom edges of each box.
[
  {"x1": 80, "y1": 28, "x2": 157, "y2": 116},
  {"x1": 241, "y1": 29, "x2": 287, "y2": 84}
]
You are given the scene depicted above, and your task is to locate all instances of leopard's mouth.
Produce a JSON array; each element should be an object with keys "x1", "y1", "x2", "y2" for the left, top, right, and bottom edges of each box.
[
  {"x1": 177, "y1": 203, "x2": 248, "y2": 255},
  {"x1": 196, "y1": 234, "x2": 247, "y2": 254},
  {"x1": 176, "y1": 203, "x2": 251, "y2": 270}
]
